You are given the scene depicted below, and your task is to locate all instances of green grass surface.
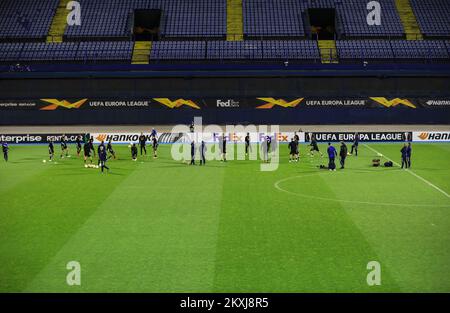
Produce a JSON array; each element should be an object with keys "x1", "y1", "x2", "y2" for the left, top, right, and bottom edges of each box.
[{"x1": 0, "y1": 143, "x2": 449, "y2": 293}]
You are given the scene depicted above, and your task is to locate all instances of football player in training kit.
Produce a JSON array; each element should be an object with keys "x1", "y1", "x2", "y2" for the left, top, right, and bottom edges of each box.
[
  {"x1": 150, "y1": 128, "x2": 157, "y2": 139},
  {"x1": 221, "y1": 134, "x2": 227, "y2": 162},
  {"x1": 261, "y1": 136, "x2": 271, "y2": 163},
  {"x1": 339, "y1": 141, "x2": 348, "y2": 169},
  {"x1": 107, "y1": 140, "x2": 116, "y2": 159},
  {"x1": 76, "y1": 135, "x2": 82, "y2": 157},
  {"x1": 190, "y1": 141, "x2": 196, "y2": 165},
  {"x1": 152, "y1": 136, "x2": 158, "y2": 158},
  {"x1": 139, "y1": 133, "x2": 147, "y2": 156},
  {"x1": 2, "y1": 141, "x2": 8, "y2": 162},
  {"x1": 48, "y1": 140, "x2": 54, "y2": 161},
  {"x1": 89, "y1": 137, "x2": 96, "y2": 157},
  {"x1": 406, "y1": 142, "x2": 412, "y2": 168},
  {"x1": 83, "y1": 140, "x2": 93, "y2": 164},
  {"x1": 350, "y1": 132, "x2": 359, "y2": 156},
  {"x1": 245, "y1": 133, "x2": 251, "y2": 156},
  {"x1": 131, "y1": 143, "x2": 138, "y2": 161},
  {"x1": 60, "y1": 134, "x2": 69, "y2": 158},
  {"x1": 288, "y1": 138, "x2": 298, "y2": 162},
  {"x1": 401, "y1": 143, "x2": 408, "y2": 169},
  {"x1": 327, "y1": 142, "x2": 337, "y2": 171},
  {"x1": 294, "y1": 132, "x2": 300, "y2": 161},
  {"x1": 309, "y1": 133, "x2": 323, "y2": 157},
  {"x1": 199, "y1": 140, "x2": 206, "y2": 165},
  {"x1": 98, "y1": 142, "x2": 109, "y2": 173}
]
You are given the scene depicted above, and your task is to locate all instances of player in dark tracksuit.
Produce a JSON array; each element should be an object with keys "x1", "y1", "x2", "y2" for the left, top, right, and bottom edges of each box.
[
  {"x1": 2, "y1": 142, "x2": 8, "y2": 162},
  {"x1": 351, "y1": 133, "x2": 359, "y2": 156},
  {"x1": 221, "y1": 135, "x2": 227, "y2": 162},
  {"x1": 294, "y1": 132, "x2": 300, "y2": 161},
  {"x1": 139, "y1": 133, "x2": 147, "y2": 156},
  {"x1": 151, "y1": 128, "x2": 157, "y2": 139},
  {"x1": 245, "y1": 133, "x2": 251, "y2": 156},
  {"x1": 89, "y1": 138, "x2": 95, "y2": 157},
  {"x1": 48, "y1": 140, "x2": 55, "y2": 161},
  {"x1": 152, "y1": 137, "x2": 158, "y2": 158},
  {"x1": 96, "y1": 141, "x2": 105, "y2": 166},
  {"x1": 401, "y1": 144, "x2": 408, "y2": 169},
  {"x1": 199, "y1": 141, "x2": 206, "y2": 165},
  {"x1": 406, "y1": 143, "x2": 412, "y2": 168},
  {"x1": 98, "y1": 143, "x2": 109, "y2": 173},
  {"x1": 107, "y1": 140, "x2": 116, "y2": 159},
  {"x1": 261, "y1": 136, "x2": 271, "y2": 163},
  {"x1": 309, "y1": 134, "x2": 323, "y2": 157},
  {"x1": 339, "y1": 141, "x2": 348, "y2": 169},
  {"x1": 131, "y1": 143, "x2": 138, "y2": 161},
  {"x1": 288, "y1": 138, "x2": 298, "y2": 162},
  {"x1": 190, "y1": 141, "x2": 196, "y2": 165},
  {"x1": 327, "y1": 142, "x2": 337, "y2": 171},
  {"x1": 76, "y1": 135, "x2": 82, "y2": 157},
  {"x1": 60, "y1": 135, "x2": 68, "y2": 158},
  {"x1": 83, "y1": 141, "x2": 93, "y2": 164}
]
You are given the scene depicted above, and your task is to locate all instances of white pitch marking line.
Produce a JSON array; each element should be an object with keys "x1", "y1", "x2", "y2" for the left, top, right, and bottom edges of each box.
[
  {"x1": 274, "y1": 173, "x2": 450, "y2": 208},
  {"x1": 364, "y1": 144, "x2": 450, "y2": 199}
]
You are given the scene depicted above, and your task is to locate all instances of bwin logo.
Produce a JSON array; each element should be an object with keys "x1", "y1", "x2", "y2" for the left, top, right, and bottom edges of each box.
[{"x1": 217, "y1": 99, "x2": 240, "y2": 108}]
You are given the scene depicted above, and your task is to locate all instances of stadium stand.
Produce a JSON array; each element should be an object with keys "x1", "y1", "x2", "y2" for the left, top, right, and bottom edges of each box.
[
  {"x1": 337, "y1": 39, "x2": 449, "y2": 62},
  {"x1": 410, "y1": 0, "x2": 450, "y2": 38},
  {"x1": 0, "y1": 43, "x2": 24, "y2": 62},
  {"x1": 0, "y1": 41, "x2": 133, "y2": 63},
  {"x1": 207, "y1": 41, "x2": 263, "y2": 60},
  {"x1": 336, "y1": 40, "x2": 395, "y2": 60},
  {"x1": 243, "y1": 0, "x2": 404, "y2": 38},
  {"x1": 243, "y1": 0, "x2": 306, "y2": 38},
  {"x1": 150, "y1": 41, "x2": 206, "y2": 60},
  {"x1": 261, "y1": 40, "x2": 320, "y2": 60},
  {"x1": 64, "y1": 0, "x2": 226, "y2": 39},
  {"x1": 390, "y1": 40, "x2": 449, "y2": 60},
  {"x1": 338, "y1": 0, "x2": 404, "y2": 37},
  {"x1": 0, "y1": 0, "x2": 59, "y2": 40},
  {"x1": 151, "y1": 40, "x2": 320, "y2": 62},
  {"x1": 0, "y1": 0, "x2": 449, "y2": 65}
]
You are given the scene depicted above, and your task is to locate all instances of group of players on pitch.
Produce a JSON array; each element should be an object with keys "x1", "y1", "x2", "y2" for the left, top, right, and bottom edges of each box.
[
  {"x1": 45, "y1": 129, "x2": 159, "y2": 173},
  {"x1": 290, "y1": 133, "x2": 360, "y2": 171},
  {"x1": 2, "y1": 131, "x2": 412, "y2": 171}
]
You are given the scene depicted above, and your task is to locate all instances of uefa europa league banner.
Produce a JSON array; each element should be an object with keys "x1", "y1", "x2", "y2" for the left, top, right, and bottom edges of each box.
[
  {"x1": 1, "y1": 98, "x2": 450, "y2": 110},
  {"x1": 305, "y1": 132, "x2": 412, "y2": 143}
]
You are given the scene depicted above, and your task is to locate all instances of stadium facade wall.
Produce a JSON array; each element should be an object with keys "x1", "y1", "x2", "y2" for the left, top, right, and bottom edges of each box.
[{"x1": 0, "y1": 76, "x2": 449, "y2": 125}]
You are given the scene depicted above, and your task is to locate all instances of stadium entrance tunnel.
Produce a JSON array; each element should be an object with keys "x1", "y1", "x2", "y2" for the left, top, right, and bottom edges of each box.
[
  {"x1": 308, "y1": 8, "x2": 336, "y2": 40},
  {"x1": 133, "y1": 9, "x2": 161, "y2": 41}
]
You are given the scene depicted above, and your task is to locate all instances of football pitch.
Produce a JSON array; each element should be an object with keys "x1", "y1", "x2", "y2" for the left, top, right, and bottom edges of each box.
[{"x1": 0, "y1": 143, "x2": 449, "y2": 293}]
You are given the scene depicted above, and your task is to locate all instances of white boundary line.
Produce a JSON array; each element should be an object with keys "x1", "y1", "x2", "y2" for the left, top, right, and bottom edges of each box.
[
  {"x1": 364, "y1": 144, "x2": 450, "y2": 199},
  {"x1": 274, "y1": 173, "x2": 450, "y2": 207}
]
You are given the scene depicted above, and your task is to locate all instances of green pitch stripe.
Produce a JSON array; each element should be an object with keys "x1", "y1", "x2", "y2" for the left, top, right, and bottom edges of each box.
[
  {"x1": 212, "y1": 155, "x2": 401, "y2": 292},
  {"x1": 0, "y1": 147, "x2": 137, "y2": 292},
  {"x1": 25, "y1": 153, "x2": 226, "y2": 292}
]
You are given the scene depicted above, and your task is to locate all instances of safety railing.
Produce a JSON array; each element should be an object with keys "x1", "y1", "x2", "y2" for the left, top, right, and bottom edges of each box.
[
  {"x1": 1, "y1": 40, "x2": 449, "y2": 67},
  {"x1": 2, "y1": 30, "x2": 436, "y2": 43}
]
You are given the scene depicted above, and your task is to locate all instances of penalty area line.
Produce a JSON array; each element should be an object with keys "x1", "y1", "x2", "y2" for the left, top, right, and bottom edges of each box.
[{"x1": 364, "y1": 144, "x2": 450, "y2": 199}]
